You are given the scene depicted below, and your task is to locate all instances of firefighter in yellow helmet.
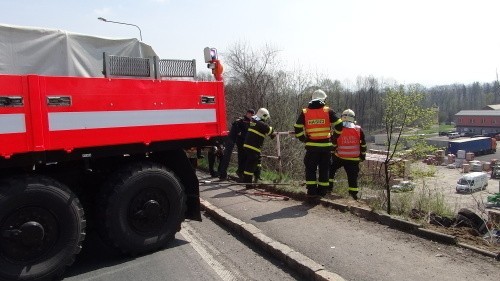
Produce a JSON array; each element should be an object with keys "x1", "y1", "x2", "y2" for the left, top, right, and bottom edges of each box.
[
  {"x1": 294, "y1": 89, "x2": 343, "y2": 197},
  {"x1": 330, "y1": 109, "x2": 367, "y2": 200},
  {"x1": 242, "y1": 108, "x2": 275, "y2": 188}
]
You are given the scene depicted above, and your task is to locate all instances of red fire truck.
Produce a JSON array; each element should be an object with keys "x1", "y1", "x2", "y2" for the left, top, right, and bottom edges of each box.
[{"x1": 0, "y1": 24, "x2": 226, "y2": 280}]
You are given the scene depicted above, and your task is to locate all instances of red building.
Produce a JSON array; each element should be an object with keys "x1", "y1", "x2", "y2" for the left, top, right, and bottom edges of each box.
[{"x1": 455, "y1": 110, "x2": 500, "y2": 136}]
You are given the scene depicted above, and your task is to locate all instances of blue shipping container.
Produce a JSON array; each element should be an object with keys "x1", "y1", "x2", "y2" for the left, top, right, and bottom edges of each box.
[{"x1": 448, "y1": 137, "x2": 495, "y2": 155}]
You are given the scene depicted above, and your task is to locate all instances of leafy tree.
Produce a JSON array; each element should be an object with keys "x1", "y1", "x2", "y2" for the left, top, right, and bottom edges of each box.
[{"x1": 382, "y1": 85, "x2": 435, "y2": 214}]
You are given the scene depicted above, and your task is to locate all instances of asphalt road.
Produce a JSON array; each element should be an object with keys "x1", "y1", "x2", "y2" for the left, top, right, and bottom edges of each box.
[{"x1": 62, "y1": 213, "x2": 300, "y2": 281}]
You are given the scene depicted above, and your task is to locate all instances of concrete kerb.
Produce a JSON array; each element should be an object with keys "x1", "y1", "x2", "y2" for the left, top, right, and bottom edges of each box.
[
  {"x1": 388, "y1": 216, "x2": 423, "y2": 232},
  {"x1": 315, "y1": 270, "x2": 347, "y2": 281},
  {"x1": 456, "y1": 242, "x2": 500, "y2": 260},
  {"x1": 199, "y1": 198, "x2": 347, "y2": 281},
  {"x1": 201, "y1": 199, "x2": 244, "y2": 235},
  {"x1": 415, "y1": 228, "x2": 457, "y2": 245},
  {"x1": 286, "y1": 251, "x2": 325, "y2": 280}
]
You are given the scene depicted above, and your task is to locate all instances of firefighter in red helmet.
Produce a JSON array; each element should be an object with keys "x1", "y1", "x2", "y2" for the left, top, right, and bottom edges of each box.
[
  {"x1": 330, "y1": 109, "x2": 367, "y2": 200},
  {"x1": 294, "y1": 90, "x2": 343, "y2": 197}
]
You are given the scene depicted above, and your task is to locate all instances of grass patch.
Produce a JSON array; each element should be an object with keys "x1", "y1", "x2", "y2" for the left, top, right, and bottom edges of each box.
[{"x1": 197, "y1": 155, "x2": 454, "y2": 221}]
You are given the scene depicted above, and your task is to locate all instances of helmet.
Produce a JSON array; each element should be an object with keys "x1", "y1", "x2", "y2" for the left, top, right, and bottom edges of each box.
[
  {"x1": 312, "y1": 89, "x2": 327, "y2": 102},
  {"x1": 341, "y1": 109, "x2": 355, "y2": 122},
  {"x1": 256, "y1": 108, "x2": 270, "y2": 121}
]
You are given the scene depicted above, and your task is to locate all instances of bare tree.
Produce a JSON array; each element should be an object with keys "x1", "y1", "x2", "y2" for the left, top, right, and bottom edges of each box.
[{"x1": 223, "y1": 42, "x2": 281, "y2": 112}]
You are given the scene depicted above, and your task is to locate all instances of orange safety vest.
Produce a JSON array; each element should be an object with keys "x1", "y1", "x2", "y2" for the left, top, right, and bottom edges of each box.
[
  {"x1": 303, "y1": 107, "x2": 331, "y2": 140},
  {"x1": 337, "y1": 126, "x2": 361, "y2": 158}
]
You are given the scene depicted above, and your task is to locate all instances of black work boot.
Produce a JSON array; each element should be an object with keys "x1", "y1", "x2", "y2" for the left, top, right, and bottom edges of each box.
[
  {"x1": 349, "y1": 191, "x2": 358, "y2": 200},
  {"x1": 306, "y1": 186, "x2": 318, "y2": 196},
  {"x1": 317, "y1": 186, "x2": 328, "y2": 197}
]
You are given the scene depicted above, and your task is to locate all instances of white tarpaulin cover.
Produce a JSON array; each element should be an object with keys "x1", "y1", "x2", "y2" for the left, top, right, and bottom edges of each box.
[{"x1": 0, "y1": 24, "x2": 157, "y2": 77}]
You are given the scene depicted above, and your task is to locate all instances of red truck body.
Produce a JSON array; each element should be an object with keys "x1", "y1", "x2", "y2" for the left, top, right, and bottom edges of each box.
[{"x1": 0, "y1": 74, "x2": 226, "y2": 158}]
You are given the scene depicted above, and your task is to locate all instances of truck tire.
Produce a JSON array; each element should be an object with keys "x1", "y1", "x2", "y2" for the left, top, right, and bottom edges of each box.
[
  {"x1": 0, "y1": 175, "x2": 85, "y2": 281},
  {"x1": 96, "y1": 162, "x2": 186, "y2": 254}
]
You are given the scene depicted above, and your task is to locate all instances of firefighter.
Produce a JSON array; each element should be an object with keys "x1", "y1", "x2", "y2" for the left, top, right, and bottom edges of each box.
[
  {"x1": 330, "y1": 109, "x2": 367, "y2": 200},
  {"x1": 235, "y1": 109, "x2": 256, "y2": 179},
  {"x1": 294, "y1": 89, "x2": 343, "y2": 197},
  {"x1": 242, "y1": 108, "x2": 275, "y2": 188},
  {"x1": 218, "y1": 109, "x2": 255, "y2": 180}
]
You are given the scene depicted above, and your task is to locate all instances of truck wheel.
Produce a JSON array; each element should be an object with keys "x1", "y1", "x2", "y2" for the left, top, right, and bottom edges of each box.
[
  {"x1": 96, "y1": 162, "x2": 186, "y2": 254},
  {"x1": 0, "y1": 175, "x2": 85, "y2": 281}
]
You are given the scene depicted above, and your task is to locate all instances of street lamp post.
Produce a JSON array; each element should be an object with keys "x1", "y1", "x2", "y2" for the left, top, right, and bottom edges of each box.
[{"x1": 97, "y1": 17, "x2": 142, "y2": 41}]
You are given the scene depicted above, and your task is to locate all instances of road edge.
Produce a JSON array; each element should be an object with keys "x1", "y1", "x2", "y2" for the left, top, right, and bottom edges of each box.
[{"x1": 200, "y1": 198, "x2": 346, "y2": 281}]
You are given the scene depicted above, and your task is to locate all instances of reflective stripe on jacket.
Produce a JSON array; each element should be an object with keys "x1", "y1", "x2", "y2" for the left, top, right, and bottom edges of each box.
[
  {"x1": 303, "y1": 107, "x2": 331, "y2": 140},
  {"x1": 336, "y1": 126, "x2": 361, "y2": 159},
  {"x1": 243, "y1": 119, "x2": 273, "y2": 153}
]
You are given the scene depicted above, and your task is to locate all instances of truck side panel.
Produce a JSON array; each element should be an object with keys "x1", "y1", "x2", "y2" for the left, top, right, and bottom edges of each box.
[
  {"x1": 0, "y1": 75, "x2": 31, "y2": 158},
  {"x1": 448, "y1": 137, "x2": 494, "y2": 155},
  {"x1": 0, "y1": 74, "x2": 227, "y2": 158}
]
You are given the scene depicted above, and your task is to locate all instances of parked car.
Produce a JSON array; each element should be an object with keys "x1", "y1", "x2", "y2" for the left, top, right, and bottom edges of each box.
[
  {"x1": 456, "y1": 172, "x2": 488, "y2": 193},
  {"x1": 491, "y1": 165, "x2": 500, "y2": 179},
  {"x1": 391, "y1": 181, "x2": 416, "y2": 192},
  {"x1": 448, "y1": 132, "x2": 460, "y2": 139}
]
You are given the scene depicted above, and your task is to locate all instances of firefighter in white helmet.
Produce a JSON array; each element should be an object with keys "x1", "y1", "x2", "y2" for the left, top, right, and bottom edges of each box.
[
  {"x1": 242, "y1": 108, "x2": 275, "y2": 188},
  {"x1": 294, "y1": 89, "x2": 343, "y2": 197},
  {"x1": 330, "y1": 109, "x2": 367, "y2": 200}
]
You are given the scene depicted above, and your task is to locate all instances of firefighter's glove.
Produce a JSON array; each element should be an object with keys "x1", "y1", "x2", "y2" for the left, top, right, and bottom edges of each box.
[{"x1": 360, "y1": 154, "x2": 366, "y2": 162}]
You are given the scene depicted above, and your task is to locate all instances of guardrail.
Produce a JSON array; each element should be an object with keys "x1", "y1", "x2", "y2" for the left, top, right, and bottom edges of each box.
[{"x1": 103, "y1": 52, "x2": 196, "y2": 79}]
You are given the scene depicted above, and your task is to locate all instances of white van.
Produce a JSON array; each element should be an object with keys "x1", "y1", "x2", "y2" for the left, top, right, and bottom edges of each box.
[
  {"x1": 448, "y1": 132, "x2": 460, "y2": 139},
  {"x1": 456, "y1": 172, "x2": 488, "y2": 193}
]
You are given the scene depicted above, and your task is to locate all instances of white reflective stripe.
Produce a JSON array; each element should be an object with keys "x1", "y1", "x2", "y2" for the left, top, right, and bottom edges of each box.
[
  {"x1": 49, "y1": 109, "x2": 216, "y2": 131},
  {"x1": 305, "y1": 127, "x2": 330, "y2": 133},
  {"x1": 339, "y1": 145, "x2": 358, "y2": 149},
  {"x1": 0, "y1": 114, "x2": 26, "y2": 133},
  {"x1": 338, "y1": 151, "x2": 360, "y2": 156}
]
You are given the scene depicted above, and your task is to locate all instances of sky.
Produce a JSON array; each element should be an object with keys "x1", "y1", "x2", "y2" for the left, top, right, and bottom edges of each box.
[{"x1": 1, "y1": 0, "x2": 500, "y2": 87}]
